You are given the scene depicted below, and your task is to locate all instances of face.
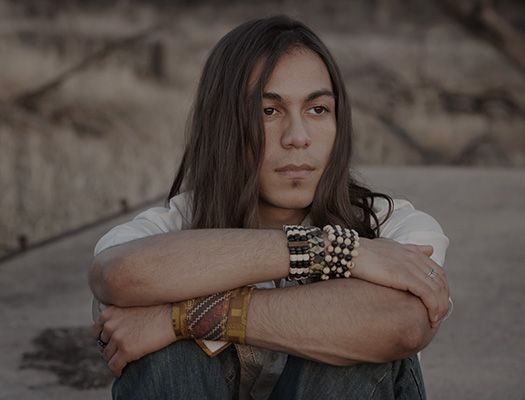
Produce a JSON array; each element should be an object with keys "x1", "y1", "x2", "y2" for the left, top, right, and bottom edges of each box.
[{"x1": 256, "y1": 48, "x2": 336, "y2": 228}]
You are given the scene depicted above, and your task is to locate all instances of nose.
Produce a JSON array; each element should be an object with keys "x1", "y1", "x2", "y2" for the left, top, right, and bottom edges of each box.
[{"x1": 281, "y1": 113, "x2": 311, "y2": 149}]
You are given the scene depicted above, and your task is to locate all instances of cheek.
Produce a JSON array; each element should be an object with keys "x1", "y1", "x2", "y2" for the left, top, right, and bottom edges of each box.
[
  {"x1": 262, "y1": 126, "x2": 280, "y2": 154},
  {"x1": 257, "y1": 159, "x2": 272, "y2": 190},
  {"x1": 316, "y1": 124, "x2": 337, "y2": 162}
]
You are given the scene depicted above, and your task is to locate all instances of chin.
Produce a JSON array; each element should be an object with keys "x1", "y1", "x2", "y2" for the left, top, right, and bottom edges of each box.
[{"x1": 266, "y1": 194, "x2": 314, "y2": 211}]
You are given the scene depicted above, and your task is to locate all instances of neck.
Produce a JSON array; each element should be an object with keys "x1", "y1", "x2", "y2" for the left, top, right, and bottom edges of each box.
[{"x1": 257, "y1": 204, "x2": 309, "y2": 229}]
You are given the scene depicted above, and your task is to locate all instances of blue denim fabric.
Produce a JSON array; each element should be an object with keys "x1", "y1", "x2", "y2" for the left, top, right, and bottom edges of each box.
[
  {"x1": 269, "y1": 355, "x2": 426, "y2": 399},
  {"x1": 112, "y1": 340, "x2": 426, "y2": 400},
  {"x1": 112, "y1": 341, "x2": 240, "y2": 399}
]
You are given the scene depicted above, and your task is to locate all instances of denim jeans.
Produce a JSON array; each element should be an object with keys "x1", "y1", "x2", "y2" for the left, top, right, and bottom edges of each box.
[{"x1": 112, "y1": 341, "x2": 426, "y2": 400}]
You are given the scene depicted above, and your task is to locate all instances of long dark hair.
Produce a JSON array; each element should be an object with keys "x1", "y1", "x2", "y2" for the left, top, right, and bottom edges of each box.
[{"x1": 168, "y1": 15, "x2": 391, "y2": 238}]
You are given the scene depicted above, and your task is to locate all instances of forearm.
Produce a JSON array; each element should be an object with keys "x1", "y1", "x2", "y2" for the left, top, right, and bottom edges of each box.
[
  {"x1": 246, "y1": 279, "x2": 437, "y2": 365},
  {"x1": 89, "y1": 229, "x2": 289, "y2": 306}
]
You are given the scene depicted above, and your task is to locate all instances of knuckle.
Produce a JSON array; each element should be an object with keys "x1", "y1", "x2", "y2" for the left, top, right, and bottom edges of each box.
[
  {"x1": 406, "y1": 250, "x2": 419, "y2": 262},
  {"x1": 112, "y1": 330, "x2": 124, "y2": 343},
  {"x1": 100, "y1": 305, "x2": 116, "y2": 319},
  {"x1": 91, "y1": 327, "x2": 100, "y2": 339},
  {"x1": 120, "y1": 342, "x2": 133, "y2": 356},
  {"x1": 104, "y1": 321, "x2": 118, "y2": 335},
  {"x1": 108, "y1": 356, "x2": 122, "y2": 371}
]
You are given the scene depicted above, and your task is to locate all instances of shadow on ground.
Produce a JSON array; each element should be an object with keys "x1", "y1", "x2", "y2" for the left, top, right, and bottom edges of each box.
[{"x1": 20, "y1": 327, "x2": 112, "y2": 390}]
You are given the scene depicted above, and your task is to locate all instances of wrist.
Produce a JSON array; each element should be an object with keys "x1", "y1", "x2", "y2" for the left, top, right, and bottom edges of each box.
[
  {"x1": 347, "y1": 237, "x2": 371, "y2": 280},
  {"x1": 282, "y1": 224, "x2": 360, "y2": 281},
  {"x1": 172, "y1": 286, "x2": 255, "y2": 344}
]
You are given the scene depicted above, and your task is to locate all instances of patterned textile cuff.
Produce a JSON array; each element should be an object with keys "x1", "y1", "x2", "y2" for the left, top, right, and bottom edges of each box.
[
  {"x1": 172, "y1": 286, "x2": 256, "y2": 345},
  {"x1": 225, "y1": 286, "x2": 255, "y2": 345},
  {"x1": 172, "y1": 300, "x2": 189, "y2": 340}
]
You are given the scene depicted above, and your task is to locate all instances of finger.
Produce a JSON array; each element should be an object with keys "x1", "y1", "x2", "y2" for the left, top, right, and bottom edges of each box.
[
  {"x1": 393, "y1": 248, "x2": 447, "y2": 320},
  {"x1": 422, "y1": 262, "x2": 449, "y2": 320},
  {"x1": 420, "y1": 274, "x2": 445, "y2": 323},
  {"x1": 417, "y1": 244, "x2": 434, "y2": 257},
  {"x1": 433, "y1": 299, "x2": 452, "y2": 329},
  {"x1": 108, "y1": 350, "x2": 128, "y2": 379},
  {"x1": 423, "y1": 275, "x2": 449, "y2": 326},
  {"x1": 97, "y1": 330, "x2": 110, "y2": 353},
  {"x1": 404, "y1": 270, "x2": 443, "y2": 325},
  {"x1": 404, "y1": 243, "x2": 434, "y2": 257},
  {"x1": 102, "y1": 340, "x2": 117, "y2": 363},
  {"x1": 431, "y1": 287, "x2": 447, "y2": 327},
  {"x1": 92, "y1": 322, "x2": 103, "y2": 340},
  {"x1": 92, "y1": 307, "x2": 113, "y2": 339},
  {"x1": 395, "y1": 246, "x2": 434, "y2": 278},
  {"x1": 97, "y1": 306, "x2": 114, "y2": 324},
  {"x1": 436, "y1": 267, "x2": 449, "y2": 296}
]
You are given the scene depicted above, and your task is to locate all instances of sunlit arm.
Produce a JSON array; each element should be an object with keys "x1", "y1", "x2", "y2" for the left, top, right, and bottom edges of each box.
[
  {"x1": 88, "y1": 229, "x2": 290, "y2": 307},
  {"x1": 246, "y1": 279, "x2": 438, "y2": 364}
]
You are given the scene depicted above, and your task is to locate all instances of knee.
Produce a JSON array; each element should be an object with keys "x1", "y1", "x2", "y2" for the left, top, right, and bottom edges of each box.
[
  {"x1": 113, "y1": 341, "x2": 239, "y2": 400},
  {"x1": 122, "y1": 340, "x2": 206, "y2": 378}
]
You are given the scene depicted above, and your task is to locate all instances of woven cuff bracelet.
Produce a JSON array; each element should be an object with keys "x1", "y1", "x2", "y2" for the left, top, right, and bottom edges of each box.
[{"x1": 172, "y1": 286, "x2": 255, "y2": 344}]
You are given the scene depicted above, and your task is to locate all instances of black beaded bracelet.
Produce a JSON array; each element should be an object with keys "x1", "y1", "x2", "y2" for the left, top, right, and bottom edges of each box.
[{"x1": 283, "y1": 225, "x2": 326, "y2": 281}]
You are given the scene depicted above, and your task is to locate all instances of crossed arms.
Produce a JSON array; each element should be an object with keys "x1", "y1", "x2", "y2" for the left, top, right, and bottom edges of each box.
[{"x1": 89, "y1": 203, "x2": 450, "y2": 377}]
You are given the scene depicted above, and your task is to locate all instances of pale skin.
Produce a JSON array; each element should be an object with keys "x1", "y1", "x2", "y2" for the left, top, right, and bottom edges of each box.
[{"x1": 90, "y1": 49, "x2": 450, "y2": 378}]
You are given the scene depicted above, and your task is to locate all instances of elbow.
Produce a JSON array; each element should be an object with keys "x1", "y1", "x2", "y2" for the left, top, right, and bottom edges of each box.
[
  {"x1": 391, "y1": 295, "x2": 437, "y2": 358},
  {"x1": 396, "y1": 323, "x2": 429, "y2": 357},
  {"x1": 88, "y1": 249, "x2": 131, "y2": 306},
  {"x1": 394, "y1": 308, "x2": 436, "y2": 359}
]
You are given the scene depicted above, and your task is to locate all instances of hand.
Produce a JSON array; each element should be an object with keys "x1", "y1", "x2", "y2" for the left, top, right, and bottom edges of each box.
[
  {"x1": 352, "y1": 238, "x2": 449, "y2": 328},
  {"x1": 92, "y1": 304, "x2": 176, "y2": 378}
]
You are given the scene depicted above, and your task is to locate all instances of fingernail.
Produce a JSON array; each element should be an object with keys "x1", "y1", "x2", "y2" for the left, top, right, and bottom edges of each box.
[{"x1": 434, "y1": 314, "x2": 439, "y2": 322}]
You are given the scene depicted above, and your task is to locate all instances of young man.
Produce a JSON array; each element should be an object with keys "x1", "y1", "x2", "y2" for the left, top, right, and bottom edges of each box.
[{"x1": 89, "y1": 16, "x2": 450, "y2": 399}]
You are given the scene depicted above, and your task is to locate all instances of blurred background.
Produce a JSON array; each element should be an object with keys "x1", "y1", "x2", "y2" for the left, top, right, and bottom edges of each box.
[
  {"x1": 0, "y1": 1, "x2": 524, "y2": 399},
  {"x1": 1, "y1": 0, "x2": 524, "y2": 256}
]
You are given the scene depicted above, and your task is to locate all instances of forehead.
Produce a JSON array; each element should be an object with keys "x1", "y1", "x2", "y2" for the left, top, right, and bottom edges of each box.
[
  {"x1": 264, "y1": 48, "x2": 332, "y2": 95},
  {"x1": 249, "y1": 48, "x2": 332, "y2": 96}
]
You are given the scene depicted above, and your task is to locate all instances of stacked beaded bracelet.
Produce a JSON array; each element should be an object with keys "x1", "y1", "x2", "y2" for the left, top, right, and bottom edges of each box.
[
  {"x1": 283, "y1": 224, "x2": 360, "y2": 281},
  {"x1": 321, "y1": 225, "x2": 359, "y2": 280},
  {"x1": 283, "y1": 225, "x2": 326, "y2": 281}
]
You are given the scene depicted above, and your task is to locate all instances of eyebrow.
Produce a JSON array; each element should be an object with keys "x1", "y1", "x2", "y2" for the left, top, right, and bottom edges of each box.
[
  {"x1": 262, "y1": 89, "x2": 336, "y2": 103},
  {"x1": 306, "y1": 89, "x2": 336, "y2": 103}
]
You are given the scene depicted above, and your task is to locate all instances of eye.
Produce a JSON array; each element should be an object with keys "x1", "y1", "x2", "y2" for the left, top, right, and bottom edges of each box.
[
  {"x1": 308, "y1": 106, "x2": 329, "y2": 115},
  {"x1": 263, "y1": 107, "x2": 277, "y2": 116}
]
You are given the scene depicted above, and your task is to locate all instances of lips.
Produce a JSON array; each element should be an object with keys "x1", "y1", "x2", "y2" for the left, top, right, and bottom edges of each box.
[{"x1": 275, "y1": 164, "x2": 314, "y2": 179}]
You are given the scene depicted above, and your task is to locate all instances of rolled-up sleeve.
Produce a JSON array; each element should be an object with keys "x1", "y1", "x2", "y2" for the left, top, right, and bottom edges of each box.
[
  {"x1": 91, "y1": 194, "x2": 191, "y2": 320},
  {"x1": 94, "y1": 194, "x2": 191, "y2": 256}
]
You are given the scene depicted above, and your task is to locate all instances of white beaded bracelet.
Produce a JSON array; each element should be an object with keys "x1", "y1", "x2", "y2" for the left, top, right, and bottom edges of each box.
[{"x1": 321, "y1": 225, "x2": 359, "y2": 280}]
